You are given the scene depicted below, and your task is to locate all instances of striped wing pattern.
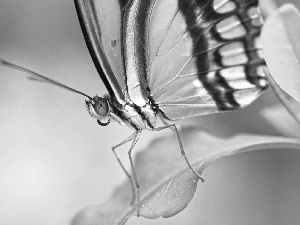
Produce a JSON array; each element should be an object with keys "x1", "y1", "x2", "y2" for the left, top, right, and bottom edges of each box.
[
  {"x1": 75, "y1": 0, "x2": 267, "y2": 121},
  {"x1": 147, "y1": 0, "x2": 267, "y2": 120}
]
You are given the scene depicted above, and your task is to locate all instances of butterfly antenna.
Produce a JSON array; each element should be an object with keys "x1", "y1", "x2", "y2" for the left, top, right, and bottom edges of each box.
[{"x1": 0, "y1": 59, "x2": 94, "y2": 101}]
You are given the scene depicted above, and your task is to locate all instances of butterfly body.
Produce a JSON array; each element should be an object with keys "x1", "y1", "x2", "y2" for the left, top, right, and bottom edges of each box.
[
  {"x1": 86, "y1": 94, "x2": 158, "y2": 130},
  {"x1": 110, "y1": 100, "x2": 158, "y2": 130}
]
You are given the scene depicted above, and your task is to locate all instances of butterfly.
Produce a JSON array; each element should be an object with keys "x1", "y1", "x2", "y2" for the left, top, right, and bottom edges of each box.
[
  {"x1": 1, "y1": 0, "x2": 268, "y2": 209},
  {"x1": 73, "y1": 0, "x2": 267, "y2": 203}
]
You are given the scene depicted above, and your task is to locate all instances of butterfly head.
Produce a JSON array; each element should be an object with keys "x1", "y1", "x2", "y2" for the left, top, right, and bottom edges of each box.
[{"x1": 86, "y1": 95, "x2": 111, "y2": 126}]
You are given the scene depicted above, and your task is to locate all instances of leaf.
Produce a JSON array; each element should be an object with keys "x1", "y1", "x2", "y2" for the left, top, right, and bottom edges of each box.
[
  {"x1": 71, "y1": 127, "x2": 300, "y2": 225},
  {"x1": 262, "y1": 4, "x2": 300, "y2": 103},
  {"x1": 261, "y1": 101, "x2": 300, "y2": 138}
]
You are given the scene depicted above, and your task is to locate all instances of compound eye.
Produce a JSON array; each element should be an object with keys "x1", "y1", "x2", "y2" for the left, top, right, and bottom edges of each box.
[{"x1": 94, "y1": 98, "x2": 109, "y2": 116}]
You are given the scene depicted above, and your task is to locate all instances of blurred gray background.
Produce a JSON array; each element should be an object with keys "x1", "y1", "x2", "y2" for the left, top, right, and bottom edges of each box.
[{"x1": 0, "y1": 0, "x2": 300, "y2": 224}]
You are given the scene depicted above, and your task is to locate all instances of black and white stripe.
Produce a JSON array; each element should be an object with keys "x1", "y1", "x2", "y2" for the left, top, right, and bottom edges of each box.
[{"x1": 179, "y1": 0, "x2": 267, "y2": 110}]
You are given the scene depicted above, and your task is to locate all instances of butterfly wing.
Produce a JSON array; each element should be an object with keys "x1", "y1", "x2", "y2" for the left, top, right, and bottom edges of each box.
[
  {"x1": 146, "y1": 0, "x2": 267, "y2": 120},
  {"x1": 74, "y1": 0, "x2": 127, "y2": 103}
]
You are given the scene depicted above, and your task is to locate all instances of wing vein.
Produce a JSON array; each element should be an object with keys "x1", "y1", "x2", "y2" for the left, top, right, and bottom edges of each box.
[
  {"x1": 148, "y1": 0, "x2": 215, "y2": 70},
  {"x1": 151, "y1": 14, "x2": 262, "y2": 97}
]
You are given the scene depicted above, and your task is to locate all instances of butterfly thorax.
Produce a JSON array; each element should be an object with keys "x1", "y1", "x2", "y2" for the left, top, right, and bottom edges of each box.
[
  {"x1": 110, "y1": 97, "x2": 158, "y2": 130},
  {"x1": 86, "y1": 94, "x2": 158, "y2": 130}
]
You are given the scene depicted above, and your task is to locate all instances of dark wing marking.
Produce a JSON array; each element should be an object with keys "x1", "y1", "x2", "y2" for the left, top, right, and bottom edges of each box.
[
  {"x1": 74, "y1": 0, "x2": 127, "y2": 103},
  {"x1": 147, "y1": 0, "x2": 267, "y2": 120}
]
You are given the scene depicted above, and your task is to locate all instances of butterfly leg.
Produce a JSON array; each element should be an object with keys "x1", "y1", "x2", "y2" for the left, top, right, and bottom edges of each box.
[
  {"x1": 153, "y1": 124, "x2": 204, "y2": 182},
  {"x1": 112, "y1": 131, "x2": 138, "y2": 205},
  {"x1": 127, "y1": 130, "x2": 142, "y2": 206},
  {"x1": 160, "y1": 118, "x2": 171, "y2": 126},
  {"x1": 160, "y1": 118, "x2": 202, "y2": 131}
]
